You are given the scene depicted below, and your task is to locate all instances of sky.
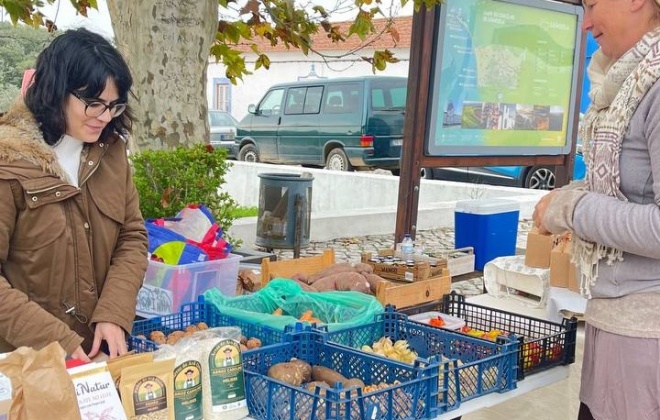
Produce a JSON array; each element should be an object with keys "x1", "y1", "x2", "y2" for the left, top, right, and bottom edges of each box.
[{"x1": 35, "y1": 0, "x2": 414, "y2": 40}]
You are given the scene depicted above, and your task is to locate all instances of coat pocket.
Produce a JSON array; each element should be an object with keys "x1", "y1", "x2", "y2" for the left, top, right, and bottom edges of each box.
[{"x1": 11, "y1": 202, "x2": 66, "y2": 250}]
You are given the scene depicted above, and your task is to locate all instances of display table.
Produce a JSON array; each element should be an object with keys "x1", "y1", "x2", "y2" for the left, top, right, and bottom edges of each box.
[
  {"x1": 432, "y1": 366, "x2": 570, "y2": 419},
  {"x1": 546, "y1": 287, "x2": 587, "y2": 323}
]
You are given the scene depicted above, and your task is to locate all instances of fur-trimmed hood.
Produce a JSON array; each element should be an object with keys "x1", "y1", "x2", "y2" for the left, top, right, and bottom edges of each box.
[{"x1": 0, "y1": 98, "x2": 69, "y2": 181}]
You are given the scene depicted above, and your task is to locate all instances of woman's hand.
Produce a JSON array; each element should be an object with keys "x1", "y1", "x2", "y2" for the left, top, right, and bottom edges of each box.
[
  {"x1": 533, "y1": 190, "x2": 556, "y2": 235},
  {"x1": 70, "y1": 346, "x2": 91, "y2": 362},
  {"x1": 89, "y1": 322, "x2": 127, "y2": 359}
]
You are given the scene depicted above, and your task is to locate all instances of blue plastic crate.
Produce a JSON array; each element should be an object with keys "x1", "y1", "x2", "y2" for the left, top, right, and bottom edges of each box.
[
  {"x1": 242, "y1": 329, "x2": 445, "y2": 420},
  {"x1": 322, "y1": 307, "x2": 519, "y2": 412},
  {"x1": 402, "y1": 292, "x2": 578, "y2": 380},
  {"x1": 129, "y1": 298, "x2": 286, "y2": 352}
]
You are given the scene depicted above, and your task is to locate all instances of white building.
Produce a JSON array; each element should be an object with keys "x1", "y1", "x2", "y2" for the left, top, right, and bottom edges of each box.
[{"x1": 206, "y1": 16, "x2": 413, "y2": 121}]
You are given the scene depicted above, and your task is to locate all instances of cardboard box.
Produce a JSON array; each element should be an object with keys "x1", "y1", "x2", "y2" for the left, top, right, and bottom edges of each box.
[{"x1": 524, "y1": 228, "x2": 557, "y2": 268}]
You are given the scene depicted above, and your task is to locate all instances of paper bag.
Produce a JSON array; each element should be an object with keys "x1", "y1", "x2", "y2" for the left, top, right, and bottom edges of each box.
[
  {"x1": 524, "y1": 228, "x2": 557, "y2": 268},
  {"x1": 549, "y1": 234, "x2": 577, "y2": 291},
  {"x1": 0, "y1": 342, "x2": 82, "y2": 420}
]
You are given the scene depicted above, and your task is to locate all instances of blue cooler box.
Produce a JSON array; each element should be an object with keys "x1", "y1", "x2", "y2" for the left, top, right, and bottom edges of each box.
[{"x1": 454, "y1": 199, "x2": 519, "y2": 271}]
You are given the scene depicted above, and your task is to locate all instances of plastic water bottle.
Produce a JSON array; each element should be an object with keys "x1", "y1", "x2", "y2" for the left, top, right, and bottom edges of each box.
[{"x1": 401, "y1": 234, "x2": 414, "y2": 262}]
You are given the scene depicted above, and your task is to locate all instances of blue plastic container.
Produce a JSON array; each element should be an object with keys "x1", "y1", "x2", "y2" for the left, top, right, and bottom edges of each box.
[
  {"x1": 322, "y1": 308, "x2": 519, "y2": 412},
  {"x1": 242, "y1": 328, "x2": 443, "y2": 420},
  {"x1": 454, "y1": 199, "x2": 520, "y2": 270},
  {"x1": 129, "y1": 298, "x2": 286, "y2": 353}
]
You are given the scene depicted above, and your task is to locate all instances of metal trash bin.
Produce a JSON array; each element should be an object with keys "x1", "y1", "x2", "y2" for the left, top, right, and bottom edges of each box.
[{"x1": 256, "y1": 173, "x2": 313, "y2": 256}]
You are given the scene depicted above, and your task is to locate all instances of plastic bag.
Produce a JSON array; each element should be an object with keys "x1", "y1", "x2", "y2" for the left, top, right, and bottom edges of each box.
[
  {"x1": 146, "y1": 204, "x2": 231, "y2": 265},
  {"x1": 203, "y1": 279, "x2": 384, "y2": 332}
]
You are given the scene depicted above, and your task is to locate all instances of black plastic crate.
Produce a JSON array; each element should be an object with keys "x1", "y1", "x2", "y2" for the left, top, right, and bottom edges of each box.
[
  {"x1": 129, "y1": 299, "x2": 286, "y2": 352},
  {"x1": 242, "y1": 328, "x2": 443, "y2": 419},
  {"x1": 402, "y1": 292, "x2": 578, "y2": 380}
]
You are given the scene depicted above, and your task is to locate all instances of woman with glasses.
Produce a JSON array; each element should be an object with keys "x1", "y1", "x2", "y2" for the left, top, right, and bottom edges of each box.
[{"x1": 0, "y1": 28, "x2": 147, "y2": 361}]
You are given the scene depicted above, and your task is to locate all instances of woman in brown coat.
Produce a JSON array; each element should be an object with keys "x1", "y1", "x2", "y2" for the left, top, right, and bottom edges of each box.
[{"x1": 0, "y1": 28, "x2": 148, "y2": 361}]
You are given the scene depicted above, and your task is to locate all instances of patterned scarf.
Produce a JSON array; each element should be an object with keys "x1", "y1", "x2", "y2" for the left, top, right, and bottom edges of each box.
[{"x1": 576, "y1": 28, "x2": 660, "y2": 297}]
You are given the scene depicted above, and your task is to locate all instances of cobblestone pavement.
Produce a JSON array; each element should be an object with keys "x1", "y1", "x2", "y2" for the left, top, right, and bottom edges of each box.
[{"x1": 258, "y1": 219, "x2": 534, "y2": 298}]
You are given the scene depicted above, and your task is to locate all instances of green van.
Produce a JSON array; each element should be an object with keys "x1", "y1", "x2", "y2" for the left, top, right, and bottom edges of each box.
[{"x1": 233, "y1": 76, "x2": 407, "y2": 172}]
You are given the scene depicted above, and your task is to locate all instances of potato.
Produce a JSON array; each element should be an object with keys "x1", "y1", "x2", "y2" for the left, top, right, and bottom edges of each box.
[
  {"x1": 311, "y1": 365, "x2": 348, "y2": 387},
  {"x1": 311, "y1": 272, "x2": 370, "y2": 293},
  {"x1": 268, "y1": 362, "x2": 306, "y2": 386}
]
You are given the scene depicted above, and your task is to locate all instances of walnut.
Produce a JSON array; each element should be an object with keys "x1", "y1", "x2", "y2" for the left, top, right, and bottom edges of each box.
[
  {"x1": 149, "y1": 331, "x2": 166, "y2": 344},
  {"x1": 246, "y1": 338, "x2": 262, "y2": 349}
]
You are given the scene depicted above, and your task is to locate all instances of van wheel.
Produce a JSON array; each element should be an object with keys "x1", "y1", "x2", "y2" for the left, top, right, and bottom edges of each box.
[
  {"x1": 524, "y1": 166, "x2": 555, "y2": 189},
  {"x1": 326, "y1": 148, "x2": 353, "y2": 171},
  {"x1": 238, "y1": 144, "x2": 259, "y2": 162}
]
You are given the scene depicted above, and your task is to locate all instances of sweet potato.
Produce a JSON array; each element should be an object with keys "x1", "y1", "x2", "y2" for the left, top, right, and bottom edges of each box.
[
  {"x1": 268, "y1": 361, "x2": 310, "y2": 386},
  {"x1": 353, "y1": 263, "x2": 374, "y2": 276},
  {"x1": 311, "y1": 365, "x2": 349, "y2": 387},
  {"x1": 311, "y1": 272, "x2": 371, "y2": 293},
  {"x1": 342, "y1": 378, "x2": 365, "y2": 389},
  {"x1": 308, "y1": 262, "x2": 355, "y2": 283},
  {"x1": 289, "y1": 359, "x2": 312, "y2": 382},
  {"x1": 291, "y1": 272, "x2": 310, "y2": 284},
  {"x1": 305, "y1": 381, "x2": 330, "y2": 395},
  {"x1": 364, "y1": 273, "x2": 388, "y2": 294},
  {"x1": 290, "y1": 277, "x2": 319, "y2": 291}
]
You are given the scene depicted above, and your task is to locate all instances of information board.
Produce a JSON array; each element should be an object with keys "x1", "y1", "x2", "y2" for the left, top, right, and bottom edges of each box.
[{"x1": 426, "y1": 0, "x2": 584, "y2": 156}]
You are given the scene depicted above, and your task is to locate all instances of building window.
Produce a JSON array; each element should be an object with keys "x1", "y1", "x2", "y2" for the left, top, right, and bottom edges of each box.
[{"x1": 213, "y1": 78, "x2": 231, "y2": 112}]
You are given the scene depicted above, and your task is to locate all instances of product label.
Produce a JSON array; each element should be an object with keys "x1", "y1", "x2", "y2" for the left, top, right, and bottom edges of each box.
[
  {"x1": 208, "y1": 339, "x2": 246, "y2": 412},
  {"x1": 133, "y1": 376, "x2": 168, "y2": 416},
  {"x1": 174, "y1": 360, "x2": 203, "y2": 420},
  {"x1": 68, "y1": 363, "x2": 127, "y2": 420}
]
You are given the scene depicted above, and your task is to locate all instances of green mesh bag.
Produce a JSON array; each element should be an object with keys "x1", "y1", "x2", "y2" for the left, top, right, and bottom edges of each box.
[{"x1": 203, "y1": 278, "x2": 384, "y2": 332}]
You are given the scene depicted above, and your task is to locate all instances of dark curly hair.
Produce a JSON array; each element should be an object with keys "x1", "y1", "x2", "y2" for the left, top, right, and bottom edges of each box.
[{"x1": 24, "y1": 28, "x2": 134, "y2": 145}]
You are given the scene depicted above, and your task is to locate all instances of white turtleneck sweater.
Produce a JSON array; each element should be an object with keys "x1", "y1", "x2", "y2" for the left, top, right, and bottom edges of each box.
[{"x1": 52, "y1": 134, "x2": 84, "y2": 187}]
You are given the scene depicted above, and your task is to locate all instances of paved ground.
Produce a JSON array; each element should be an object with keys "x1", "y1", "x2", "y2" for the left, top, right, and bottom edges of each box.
[{"x1": 255, "y1": 218, "x2": 534, "y2": 298}]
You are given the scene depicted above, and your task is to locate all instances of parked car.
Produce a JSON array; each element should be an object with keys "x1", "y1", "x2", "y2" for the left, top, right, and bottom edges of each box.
[
  {"x1": 422, "y1": 148, "x2": 586, "y2": 189},
  {"x1": 232, "y1": 76, "x2": 407, "y2": 171},
  {"x1": 208, "y1": 110, "x2": 239, "y2": 155}
]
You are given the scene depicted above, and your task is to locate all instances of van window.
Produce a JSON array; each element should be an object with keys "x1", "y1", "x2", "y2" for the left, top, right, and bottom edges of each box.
[
  {"x1": 284, "y1": 86, "x2": 323, "y2": 115},
  {"x1": 304, "y1": 86, "x2": 323, "y2": 114},
  {"x1": 371, "y1": 80, "x2": 407, "y2": 110},
  {"x1": 258, "y1": 88, "x2": 285, "y2": 116},
  {"x1": 323, "y1": 83, "x2": 361, "y2": 114}
]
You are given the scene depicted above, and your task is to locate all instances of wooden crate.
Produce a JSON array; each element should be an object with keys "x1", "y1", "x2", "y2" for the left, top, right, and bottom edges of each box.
[
  {"x1": 260, "y1": 249, "x2": 449, "y2": 308},
  {"x1": 375, "y1": 269, "x2": 451, "y2": 309},
  {"x1": 261, "y1": 249, "x2": 335, "y2": 285}
]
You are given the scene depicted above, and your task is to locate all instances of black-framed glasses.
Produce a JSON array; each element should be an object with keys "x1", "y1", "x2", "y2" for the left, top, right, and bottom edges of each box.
[{"x1": 70, "y1": 91, "x2": 127, "y2": 118}]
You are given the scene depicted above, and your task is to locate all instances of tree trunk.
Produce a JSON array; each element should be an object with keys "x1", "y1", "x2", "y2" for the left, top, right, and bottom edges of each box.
[{"x1": 107, "y1": 0, "x2": 218, "y2": 151}]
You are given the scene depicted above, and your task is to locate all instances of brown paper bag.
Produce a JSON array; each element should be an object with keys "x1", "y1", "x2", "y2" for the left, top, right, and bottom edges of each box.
[
  {"x1": 0, "y1": 342, "x2": 81, "y2": 420},
  {"x1": 549, "y1": 234, "x2": 577, "y2": 290},
  {"x1": 524, "y1": 228, "x2": 557, "y2": 268}
]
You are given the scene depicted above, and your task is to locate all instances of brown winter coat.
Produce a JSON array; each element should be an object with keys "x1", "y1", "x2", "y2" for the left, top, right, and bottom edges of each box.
[{"x1": 0, "y1": 100, "x2": 148, "y2": 355}]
